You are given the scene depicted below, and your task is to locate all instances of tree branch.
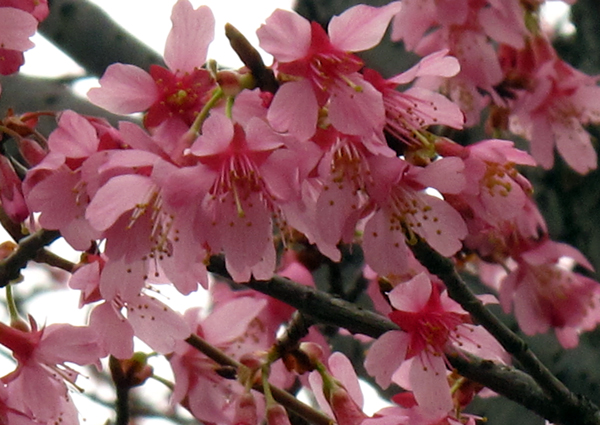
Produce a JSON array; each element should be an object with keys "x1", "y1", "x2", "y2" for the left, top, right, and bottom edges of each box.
[
  {"x1": 409, "y1": 238, "x2": 600, "y2": 425},
  {"x1": 40, "y1": 0, "x2": 164, "y2": 76},
  {"x1": 0, "y1": 229, "x2": 61, "y2": 287},
  {"x1": 185, "y1": 334, "x2": 334, "y2": 425}
]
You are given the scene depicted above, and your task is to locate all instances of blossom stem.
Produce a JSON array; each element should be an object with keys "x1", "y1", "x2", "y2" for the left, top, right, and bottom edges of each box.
[
  {"x1": 188, "y1": 86, "x2": 224, "y2": 136},
  {"x1": 5, "y1": 284, "x2": 21, "y2": 325}
]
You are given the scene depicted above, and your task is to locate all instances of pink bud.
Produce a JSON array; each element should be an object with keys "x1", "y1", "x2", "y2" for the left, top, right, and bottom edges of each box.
[
  {"x1": 329, "y1": 386, "x2": 368, "y2": 425},
  {"x1": 233, "y1": 392, "x2": 258, "y2": 425},
  {"x1": 266, "y1": 404, "x2": 292, "y2": 425}
]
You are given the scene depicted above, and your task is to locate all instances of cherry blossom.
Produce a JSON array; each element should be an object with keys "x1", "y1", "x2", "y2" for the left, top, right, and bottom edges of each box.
[
  {"x1": 186, "y1": 113, "x2": 296, "y2": 282},
  {"x1": 257, "y1": 3, "x2": 401, "y2": 140},
  {"x1": 363, "y1": 50, "x2": 464, "y2": 149},
  {"x1": 169, "y1": 298, "x2": 267, "y2": 423},
  {"x1": 501, "y1": 37, "x2": 600, "y2": 174},
  {"x1": 0, "y1": 318, "x2": 102, "y2": 424},
  {"x1": 87, "y1": 0, "x2": 216, "y2": 128},
  {"x1": 499, "y1": 240, "x2": 600, "y2": 348},
  {"x1": 0, "y1": 5, "x2": 38, "y2": 77},
  {"x1": 365, "y1": 273, "x2": 506, "y2": 416},
  {"x1": 362, "y1": 156, "x2": 467, "y2": 277}
]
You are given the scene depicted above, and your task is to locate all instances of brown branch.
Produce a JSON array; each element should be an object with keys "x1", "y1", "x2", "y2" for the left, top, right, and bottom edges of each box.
[
  {"x1": 409, "y1": 238, "x2": 600, "y2": 425},
  {"x1": 208, "y1": 255, "x2": 600, "y2": 425},
  {"x1": 0, "y1": 229, "x2": 61, "y2": 287}
]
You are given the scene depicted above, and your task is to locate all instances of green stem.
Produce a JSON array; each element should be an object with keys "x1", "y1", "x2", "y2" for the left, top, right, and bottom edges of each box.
[{"x1": 188, "y1": 87, "x2": 224, "y2": 136}]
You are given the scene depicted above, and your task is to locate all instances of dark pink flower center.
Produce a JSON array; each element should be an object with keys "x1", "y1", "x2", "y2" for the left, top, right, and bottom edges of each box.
[
  {"x1": 146, "y1": 65, "x2": 215, "y2": 127},
  {"x1": 389, "y1": 286, "x2": 469, "y2": 359},
  {"x1": 278, "y1": 23, "x2": 363, "y2": 104}
]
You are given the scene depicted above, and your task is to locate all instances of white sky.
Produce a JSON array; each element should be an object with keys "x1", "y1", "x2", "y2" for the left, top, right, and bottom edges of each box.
[{"x1": 21, "y1": 0, "x2": 296, "y2": 79}]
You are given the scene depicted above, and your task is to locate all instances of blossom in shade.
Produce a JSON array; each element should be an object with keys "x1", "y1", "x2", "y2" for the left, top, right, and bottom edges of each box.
[
  {"x1": 502, "y1": 37, "x2": 600, "y2": 174},
  {"x1": 169, "y1": 297, "x2": 267, "y2": 423},
  {"x1": 257, "y1": 3, "x2": 401, "y2": 140},
  {"x1": 499, "y1": 240, "x2": 600, "y2": 348},
  {"x1": 87, "y1": 0, "x2": 216, "y2": 128},
  {"x1": 309, "y1": 352, "x2": 367, "y2": 425},
  {"x1": 436, "y1": 138, "x2": 537, "y2": 252}
]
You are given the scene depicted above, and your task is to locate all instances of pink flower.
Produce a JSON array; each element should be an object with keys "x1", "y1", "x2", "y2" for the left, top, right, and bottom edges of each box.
[
  {"x1": 502, "y1": 37, "x2": 600, "y2": 174},
  {"x1": 257, "y1": 3, "x2": 401, "y2": 140},
  {"x1": 362, "y1": 155, "x2": 467, "y2": 277},
  {"x1": 500, "y1": 240, "x2": 600, "y2": 348},
  {"x1": 0, "y1": 5, "x2": 38, "y2": 76},
  {"x1": 363, "y1": 50, "x2": 464, "y2": 148},
  {"x1": 186, "y1": 113, "x2": 296, "y2": 282},
  {"x1": 0, "y1": 319, "x2": 102, "y2": 424},
  {"x1": 0, "y1": 154, "x2": 28, "y2": 222},
  {"x1": 87, "y1": 0, "x2": 216, "y2": 128},
  {"x1": 365, "y1": 273, "x2": 506, "y2": 416},
  {"x1": 309, "y1": 352, "x2": 367, "y2": 425},
  {"x1": 437, "y1": 138, "x2": 536, "y2": 237},
  {"x1": 23, "y1": 111, "x2": 114, "y2": 250},
  {"x1": 169, "y1": 298, "x2": 267, "y2": 423},
  {"x1": 70, "y1": 258, "x2": 192, "y2": 357}
]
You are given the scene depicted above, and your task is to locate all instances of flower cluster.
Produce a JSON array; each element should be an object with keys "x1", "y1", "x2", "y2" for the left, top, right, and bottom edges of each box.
[{"x1": 0, "y1": 1, "x2": 599, "y2": 424}]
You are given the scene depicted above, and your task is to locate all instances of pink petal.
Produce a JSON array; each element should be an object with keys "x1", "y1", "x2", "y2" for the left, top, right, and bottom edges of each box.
[
  {"x1": 388, "y1": 273, "x2": 432, "y2": 312},
  {"x1": 41, "y1": 324, "x2": 101, "y2": 365},
  {"x1": 364, "y1": 330, "x2": 408, "y2": 389},
  {"x1": 329, "y1": 352, "x2": 363, "y2": 407},
  {"x1": 219, "y1": 193, "x2": 274, "y2": 282},
  {"x1": 86, "y1": 174, "x2": 154, "y2": 231},
  {"x1": 0, "y1": 8, "x2": 37, "y2": 51},
  {"x1": 191, "y1": 113, "x2": 234, "y2": 156},
  {"x1": 87, "y1": 64, "x2": 157, "y2": 114},
  {"x1": 408, "y1": 157, "x2": 465, "y2": 194},
  {"x1": 90, "y1": 302, "x2": 134, "y2": 359},
  {"x1": 257, "y1": 9, "x2": 311, "y2": 62},
  {"x1": 126, "y1": 294, "x2": 191, "y2": 354},
  {"x1": 164, "y1": 0, "x2": 214, "y2": 72},
  {"x1": 362, "y1": 209, "x2": 410, "y2": 277},
  {"x1": 99, "y1": 257, "x2": 146, "y2": 301},
  {"x1": 529, "y1": 115, "x2": 556, "y2": 169},
  {"x1": 329, "y1": 2, "x2": 402, "y2": 52},
  {"x1": 408, "y1": 194, "x2": 466, "y2": 257},
  {"x1": 308, "y1": 371, "x2": 334, "y2": 417},
  {"x1": 408, "y1": 354, "x2": 453, "y2": 415},
  {"x1": 201, "y1": 297, "x2": 267, "y2": 345},
  {"x1": 554, "y1": 117, "x2": 597, "y2": 174},
  {"x1": 48, "y1": 110, "x2": 99, "y2": 158},
  {"x1": 267, "y1": 80, "x2": 319, "y2": 141},
  {"x1": 316, "y1": 177, "x2": 360, "y2": 248},
  {"x1": 245, "y1": 117, "x2": 285, "y2": 152},
  {"x1": 328, "y1": 75, "x2": 384, "y2": 136},
  {"x1": 390, "y1": 50, "x2": 460, "y2": 85}
]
